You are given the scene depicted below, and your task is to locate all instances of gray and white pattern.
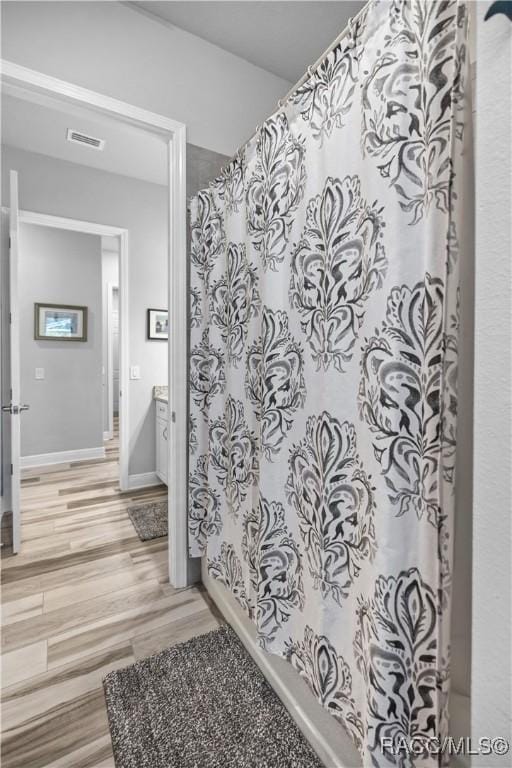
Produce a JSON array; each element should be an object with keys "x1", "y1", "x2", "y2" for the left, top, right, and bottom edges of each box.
[
  {"x1": 190, "y1": 286, "x2": 202, "y2": 329},
  {"x1": 361, "y1": 1, "x2": 464, "y2": 224},
  {"x1": 190, "y1": 329, "x2": 225, "y2": 420},
  {"x1": 209, "y1": 396, "x2": 258, "y2": 517},
  {"x1": 188, "y1": 3, "x2": 469, "y2": 765},
  {"x1": 190, "y1": 190, "x2": 225, "y2": 284},
  {"x1": 189, "y1": 415, "x2": 198, "y2": 455},
  {"x1": 189, "y1": 455, "x2": 222, "y2": 550},
  {"x1": 209, "y1": 243, "x2": 261, "y2": 366},
  {"x1": 354, "y1": 568, "x2": 444, "y2": 765},
  {"x1": 286, "y1": 412, "x2": 376, "y2": 605},
  {"x1": 359, "y1": 274, "x2": 450, "y2": 525},
  {"x1": 286, "y1": 626, "x2": 364, "y2": 750},
  {"x1": 242, "y1": 496, "x2": 304, "y2": 646},
  {"x1": 245, "y1": 307, "x2": 306, "y2": 460},
  {"x1": 246, "y1": 113, "x2": 306, "y2": 271},
  {"x1": 208, "y1": 543, "x2": 248, "y2": 611},
  {"x1": 290, "y1": 176, "x2": 387, "y2": 373},
  {"x1": 213, "y1": 150, "x2": 245, "y2": 215},
  {"x1": 291, "y1": 27, "x2": 361, "y2": 144}
]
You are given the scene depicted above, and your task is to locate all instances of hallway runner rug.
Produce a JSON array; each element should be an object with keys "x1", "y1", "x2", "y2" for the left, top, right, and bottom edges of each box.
[
  {"x1": 103, "y1": 625, "x2": 323, "y2": 768},
  {"x1": 127, "y1": 500, "x2": 168, "y2": 541}
]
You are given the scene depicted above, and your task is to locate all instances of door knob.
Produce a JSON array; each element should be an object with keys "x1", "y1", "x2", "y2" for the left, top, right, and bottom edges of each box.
[{"x1": 1, "y1": 403, "x2": 30, "y2": 414}]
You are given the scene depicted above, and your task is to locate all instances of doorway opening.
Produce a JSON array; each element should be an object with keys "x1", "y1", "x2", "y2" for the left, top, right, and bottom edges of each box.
[
  {"x1": 103, "y1": 238, "x2": 120, "y2": 443},
  {"x1": 12, "y1": 207, "x2": 129, "y2": 487},
  {"x1": 1, "y1": 63, "x2": 188, "y2": 589}
]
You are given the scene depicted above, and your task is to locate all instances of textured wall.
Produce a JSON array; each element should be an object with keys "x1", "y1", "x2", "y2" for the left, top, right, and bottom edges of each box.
[
  {"x1": 450, "y1": 66, "x2": 475, "y2": 701},
  {"x1": 472, "y1": 5, "x2": 512, "y2": 761},
  {"x1": 187, "y1": 144, "x2": 229, "y2": 199}
]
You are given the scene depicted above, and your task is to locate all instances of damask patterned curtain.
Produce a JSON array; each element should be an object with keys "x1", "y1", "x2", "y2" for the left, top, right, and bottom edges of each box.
[{"x1": 188, "y1": 1, "x2": 470, "y2": 764}]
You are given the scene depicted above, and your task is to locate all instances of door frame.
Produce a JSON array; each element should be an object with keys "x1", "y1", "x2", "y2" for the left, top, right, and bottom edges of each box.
[
  {"x1": 8, "y1": 171, "x2": 21, "y2": 553},
  {"x1": 0, "y1": 60, "x2": 189, "y2": 588},
  {"x1": 12, "y1": 210, "x2": 130, "y2": 490},
  {"x1": 106, "y1": 282, "x2": 119, "y2": 442}
]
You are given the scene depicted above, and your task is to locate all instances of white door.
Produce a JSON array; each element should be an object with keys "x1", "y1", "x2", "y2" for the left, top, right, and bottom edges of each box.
[
  {"x1": 112, "y1": 288, "x2": 119, "y2": 416},
  {"x1": 156, "y1": 416, "x2": 168, "y2": 485},
  {"x1": 106, "y1": 284, "x2": 119, "y2": 440},
  {"x1": 5, "y1": 171, "x2": 26, "y2": 553}
]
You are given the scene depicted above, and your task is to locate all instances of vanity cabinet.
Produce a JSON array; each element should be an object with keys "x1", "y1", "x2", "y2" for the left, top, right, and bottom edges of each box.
[{"x1": 155, "y1": 400, "x2": 169, "y2": 485}]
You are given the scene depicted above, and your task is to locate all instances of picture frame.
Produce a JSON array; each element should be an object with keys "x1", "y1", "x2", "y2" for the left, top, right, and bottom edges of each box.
[
  {"x1": 34, "y1": 303, "x2": 88, "y2": 341},
  {"x1": 147, "y1": 308, "x2": 169, "y2": 340}
]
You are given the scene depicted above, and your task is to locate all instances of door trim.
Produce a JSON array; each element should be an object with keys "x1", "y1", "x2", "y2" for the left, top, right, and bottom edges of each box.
[
  {"x1": 7, "y1": 209, "x2": 130, "y2": 493},
  {"x1": 9, "y1": 170, "x2": 21, "y2": 553},
  {"x1": 1, "y1": 59, "x2": 189, "y2": 587},
  {"x1": 106, "y1": 282, "x2": 119, "y2": 443}
]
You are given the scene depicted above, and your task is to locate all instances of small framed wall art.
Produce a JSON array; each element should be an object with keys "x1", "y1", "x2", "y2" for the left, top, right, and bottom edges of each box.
[
  {"x1": 147, "y1": 308, "x2": 168, "y2": 340},
  {"x1": 35, "y1": 303, "x2": 88, "y2": 341}
]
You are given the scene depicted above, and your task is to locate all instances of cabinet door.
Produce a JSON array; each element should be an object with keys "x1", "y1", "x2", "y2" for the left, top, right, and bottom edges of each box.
[
  {"x1": 161, "y1": 419, "x2": 169, "y2": 484},
  {"x1": 156, "y1": 418, "x2": 161, "y2": 481},
  {"x1": 156, "y1": 418, "x2": 168, "y2": 485}
]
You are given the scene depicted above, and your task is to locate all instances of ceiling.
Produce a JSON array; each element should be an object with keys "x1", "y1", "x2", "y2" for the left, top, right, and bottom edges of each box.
[
  {"x1": 2, "y1": 2, "x2": 366, "y2": 181},
  {"x1": 2, "y1": 89, "x2": 168, "y2": 186},
  {"x1": 131, "y1": 1, "x2": 366, "y2": 83}
]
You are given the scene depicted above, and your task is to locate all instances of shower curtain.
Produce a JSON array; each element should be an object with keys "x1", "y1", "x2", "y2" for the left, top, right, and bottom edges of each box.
[{"x1": 189, "y1": 1, "x2": 469, "y2": 765}]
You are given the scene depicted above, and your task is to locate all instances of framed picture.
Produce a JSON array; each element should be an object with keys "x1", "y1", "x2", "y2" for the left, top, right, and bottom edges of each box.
[
  {"x1": 147, "y1": 308, "x2": 168, "y2": 340},
  {"x1": 35, "y1": 303, "x2": 88, "y2": 341}
]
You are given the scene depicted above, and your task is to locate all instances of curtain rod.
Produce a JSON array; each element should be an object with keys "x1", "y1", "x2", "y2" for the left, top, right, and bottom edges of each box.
[{"x1": 189, "y1": 0, "x2": 371, "y2": 204}]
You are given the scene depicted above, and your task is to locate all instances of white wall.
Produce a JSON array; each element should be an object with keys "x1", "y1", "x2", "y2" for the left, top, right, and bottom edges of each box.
[
  {"x1": 0, "y1": 1, "x2": 292, "y2": 157},
  {"x1": 472, "y1": 5, "x2": 512, "y2": 762},
  {"x1": 19, "y1": 224, "x2": 103, "y2": 457}
]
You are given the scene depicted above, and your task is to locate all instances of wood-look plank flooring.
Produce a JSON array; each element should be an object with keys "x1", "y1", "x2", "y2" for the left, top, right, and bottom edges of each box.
[{"x1": 1, "y1": 423, "x2": 222, "y2": 767}]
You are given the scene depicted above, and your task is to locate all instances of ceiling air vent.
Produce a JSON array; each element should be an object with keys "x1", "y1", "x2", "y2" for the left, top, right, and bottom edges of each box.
[{"x1": 66, "y1": 128, "x2": 105, "y2": 151}]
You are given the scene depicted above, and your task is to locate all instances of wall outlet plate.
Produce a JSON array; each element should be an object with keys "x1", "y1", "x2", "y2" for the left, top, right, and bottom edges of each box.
[{"x1": 35, "y1": 367, "x2": 45, "y2": 380}]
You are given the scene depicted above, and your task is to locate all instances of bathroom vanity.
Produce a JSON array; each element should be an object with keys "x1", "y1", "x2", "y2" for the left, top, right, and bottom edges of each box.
[{"x1": 153, "y1": 386, "x2": 168, "y2": 485}]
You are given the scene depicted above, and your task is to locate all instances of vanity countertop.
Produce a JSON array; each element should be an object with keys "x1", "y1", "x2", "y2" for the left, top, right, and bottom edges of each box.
[{"x1": 153, "y1": 385, "x2": 168, "y2": 403}]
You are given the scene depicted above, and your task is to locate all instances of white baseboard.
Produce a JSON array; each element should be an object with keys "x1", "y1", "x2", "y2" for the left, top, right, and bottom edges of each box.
[
  {"x1": 201, "y1": 561, "x2": 362, "y2": 768},
  {"x1": 21, "y1": 446, "x2": 105, "y2": 469},
  {"x1": 127, "y1": 471, "x2": 162, "y2": 490}
]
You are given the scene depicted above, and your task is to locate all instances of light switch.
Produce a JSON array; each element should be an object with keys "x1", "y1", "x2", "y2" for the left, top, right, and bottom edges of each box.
[
  {"x1": 130, "y1": 365, "x2": 141, "y2": 380},
  {"x1": 35, "y1": 367, "x2": 45, "y2": 380}
]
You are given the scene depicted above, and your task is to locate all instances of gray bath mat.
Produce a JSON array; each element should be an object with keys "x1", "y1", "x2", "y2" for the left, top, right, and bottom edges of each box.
[
  {"x1": 127, "y1": 500, "x2": 168, "y2": 541},
  {"x1": 103, "y1": 625, "x2": 323, "y2": 768}
]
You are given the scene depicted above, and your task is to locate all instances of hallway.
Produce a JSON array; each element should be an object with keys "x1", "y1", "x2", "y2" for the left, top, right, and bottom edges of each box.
[{"x1": 1, "y1": 429, "x2": 221, "y2": 767}]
